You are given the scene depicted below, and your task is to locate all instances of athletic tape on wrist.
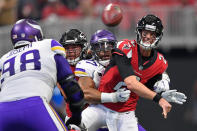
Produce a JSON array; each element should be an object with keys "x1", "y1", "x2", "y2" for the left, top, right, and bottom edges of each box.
[{"x1": 153, "y1": 93, "x2": 162, "y2": 103}]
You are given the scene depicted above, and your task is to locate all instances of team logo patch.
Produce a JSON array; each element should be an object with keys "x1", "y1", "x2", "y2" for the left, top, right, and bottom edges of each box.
[{"x1": 122, "y1": 44, "x2": 130, "y2": 50}]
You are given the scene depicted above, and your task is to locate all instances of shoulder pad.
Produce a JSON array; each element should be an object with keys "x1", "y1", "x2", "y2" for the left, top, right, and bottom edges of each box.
[
  {"x1": 75, "y1": 59, "x2": 98, "y2": 77},
  {"x1": 158, "y1": 52, "x2": 167, "y2": 65},
  {"x1": 51, "y1": 39, "x2": 66, "y2": 57},
  {"x1": 116, "y1": 39, "x2": 133, "y2": 58}
]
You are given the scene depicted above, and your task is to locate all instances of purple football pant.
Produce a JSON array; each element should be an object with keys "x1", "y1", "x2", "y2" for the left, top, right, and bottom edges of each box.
[
  {"x1": 0, "y1": 96, "x2": 67, "y2": 131},
  {"x1": 96, "y1": 124, "x2": 146, "y2": 131}
]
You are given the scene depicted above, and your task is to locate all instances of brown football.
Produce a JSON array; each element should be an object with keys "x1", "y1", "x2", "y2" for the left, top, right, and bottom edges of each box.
[{"x1": 102, "y1": 3, "x2": 123, "y2": 27}]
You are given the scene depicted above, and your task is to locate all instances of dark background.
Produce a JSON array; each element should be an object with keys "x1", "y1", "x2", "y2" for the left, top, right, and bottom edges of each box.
[{"x1": 136, "y1": 49, "x2": 197, "y2": 131}]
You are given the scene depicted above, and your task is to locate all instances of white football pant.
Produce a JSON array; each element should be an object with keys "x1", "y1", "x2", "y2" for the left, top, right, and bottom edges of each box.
[{"x1": 82, "y1": 104, "x2": 138, "y2": 131}]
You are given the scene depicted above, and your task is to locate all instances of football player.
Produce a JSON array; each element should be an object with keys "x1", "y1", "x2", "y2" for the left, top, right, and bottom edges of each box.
[
  {"x1": 0, "y1": 19, "x2": 85, "y2": 131},
  {"x1": 59, "y1": 29, "x2": 89, "y2": 122},
  {"x1": 75, "y1": 29, "x2": 143, "y2": 131},
  {"x1": 95, "y1": 14, "x2": 187, "y2": 131}
]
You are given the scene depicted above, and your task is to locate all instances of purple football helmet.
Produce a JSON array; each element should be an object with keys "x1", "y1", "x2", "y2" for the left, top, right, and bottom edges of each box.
[
  {"x1": 90, "y1": 29, "x2": 117, "y2": 66},
  {"x1": 11, "y1": 19, "x2": 43, "y2": 48}
]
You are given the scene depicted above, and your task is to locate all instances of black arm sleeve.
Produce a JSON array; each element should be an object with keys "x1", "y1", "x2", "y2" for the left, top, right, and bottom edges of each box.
[
  {"x1": 112, "y1": 48, "x2": 134, "y2": 80},
  {"x1": 58, "y1": 74, "x2": 85, "y2": 114},
  {"x1": 145, "y1": 74, "x2": 162, "y2": 90}
]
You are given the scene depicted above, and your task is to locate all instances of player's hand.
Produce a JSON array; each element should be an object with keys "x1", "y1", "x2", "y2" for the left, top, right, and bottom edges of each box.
[
  {"x1": 153, "y1": 80, "x2": 170, "y2": 93},
  {"x1": 161, "y1": 89, "x2": 187, "y2": 104},
  {"x1": 159, "y1": 98, "x2": 172, "y2": 119},
  {"x1": 114, "y1": 88, "x2": 131, "y2": 102}
]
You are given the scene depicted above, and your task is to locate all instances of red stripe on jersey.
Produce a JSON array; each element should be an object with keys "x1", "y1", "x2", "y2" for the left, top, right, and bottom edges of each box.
[{"x1": 113, "y1": 52, "x2": 123, "y2": 56}]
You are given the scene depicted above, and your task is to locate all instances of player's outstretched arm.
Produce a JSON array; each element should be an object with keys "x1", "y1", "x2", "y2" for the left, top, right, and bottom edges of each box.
[{"x1": 124, "y1": 75, "x2": 172, "y2": 118}]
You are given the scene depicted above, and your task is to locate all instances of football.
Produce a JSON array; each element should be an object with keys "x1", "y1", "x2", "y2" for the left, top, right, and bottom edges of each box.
[{"x1": 102, "y1": 3, "x2": 123, "y2": 27}]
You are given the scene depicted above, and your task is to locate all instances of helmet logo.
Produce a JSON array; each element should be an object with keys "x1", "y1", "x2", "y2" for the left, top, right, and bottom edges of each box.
[
  {"x1": 21, "y1": 33, "x2": 25, "y2": 38},
  {"x1": 13, "y1": 35, "x2": 17, "y2": 39},
  {"x1": 79, "y1": 33, "x2": 86, "y2": 40},
  {"x1": 122, "y1": 44, "x2": 130, "y2": 50}
]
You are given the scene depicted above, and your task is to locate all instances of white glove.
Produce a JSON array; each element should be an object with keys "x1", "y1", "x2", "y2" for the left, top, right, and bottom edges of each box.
[
  {"x1": 101, "y1": 88, "x2": 131, "y2": 103},
  {"x1": 114, "y1": 88, "x2": 131, "y2": 102},
  {"x1": 154, "y1": 79, "x2": 170, "y2": 93},
  {"x1": 161, "y1": 89, "x2": 187, "y2": 104}
]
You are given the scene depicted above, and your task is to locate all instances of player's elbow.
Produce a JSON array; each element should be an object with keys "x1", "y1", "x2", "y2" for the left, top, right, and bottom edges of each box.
[{"x1": 124, "y1": 75, "x2": 138, "y2": 91}]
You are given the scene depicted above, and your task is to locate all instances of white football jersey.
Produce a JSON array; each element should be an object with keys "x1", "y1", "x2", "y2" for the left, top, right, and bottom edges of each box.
[
  {"x1": 75, "y1": 59, "x2": 105, "y2": 88},
  {"x1": 0, "y1": 39, "x2": 66, "y2": 102}
]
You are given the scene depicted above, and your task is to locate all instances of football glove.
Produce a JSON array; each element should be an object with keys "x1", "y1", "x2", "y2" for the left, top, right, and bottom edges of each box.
[
  {"x1": 101, "y1": 88, "x2": 131, "y2": 103},
  {"x1": 114, "y1": 88, "x2": 131, "y2": 102},
  {"x1": 154, "y1": 79, "x2": 170, "y2": 93},
  {"x1": 161, "y1": 89, "x2": 187, "y2": 104}
]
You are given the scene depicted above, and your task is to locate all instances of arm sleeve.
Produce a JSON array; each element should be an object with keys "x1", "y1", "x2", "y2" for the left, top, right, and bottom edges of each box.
[
  {"x1": 54, "y1": 54, "x2": 73, "y2": 81},
  {"x1": 112, "y1": 48, "x2": 134, "y2": 80},
  {"x1": 54, "y1": 54, "x2": 85, "y2": 113}
]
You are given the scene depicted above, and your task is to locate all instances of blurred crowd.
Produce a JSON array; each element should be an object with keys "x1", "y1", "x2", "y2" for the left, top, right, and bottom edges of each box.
[{"x1": 0, "y1": 0, "x2": 196, "y2": 26}]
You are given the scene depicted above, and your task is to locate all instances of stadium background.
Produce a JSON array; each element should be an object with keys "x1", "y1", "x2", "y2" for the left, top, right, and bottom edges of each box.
[{"x1": 0, "y1": 0, "x2": 197, "y2": 131}]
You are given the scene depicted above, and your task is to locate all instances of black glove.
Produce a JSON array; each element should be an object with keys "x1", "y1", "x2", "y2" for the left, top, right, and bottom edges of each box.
[{"x1": 66, "y1": 112, "x2": 81, "y2": 127}]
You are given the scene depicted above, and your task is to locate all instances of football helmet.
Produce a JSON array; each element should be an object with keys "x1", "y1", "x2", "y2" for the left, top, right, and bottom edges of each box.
[
  {"x1": 11, "y1": 19, "x2": 43, "y2": 48},
  {"x1": 59, "y1": 29, "x2": 88, "y2": 65},
  {"x1": 90, "y1": 29, "x2": 117, "y2": 67},
  {"x1": 136, "y1": 14, "x2": 163, "y2": 50}
]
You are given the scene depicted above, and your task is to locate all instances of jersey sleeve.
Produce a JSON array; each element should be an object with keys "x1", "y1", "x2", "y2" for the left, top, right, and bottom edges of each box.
[
  {"x1": 51, "y1": 39, "x2": 66, "y2": 58},
  {"x1": 54, "y1": 54, "x2": 73, "y2": 82},
  {"x1": 112, "y1": 49, "x2": 134, "y2": 80},
  {"x1": 75, "y1": 60, "x2": 98, "y2": 78}
]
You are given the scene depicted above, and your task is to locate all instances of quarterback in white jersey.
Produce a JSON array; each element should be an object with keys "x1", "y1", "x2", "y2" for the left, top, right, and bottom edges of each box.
[{"x1": 0, "y1": 19, "x2": 85, "y2": 131}]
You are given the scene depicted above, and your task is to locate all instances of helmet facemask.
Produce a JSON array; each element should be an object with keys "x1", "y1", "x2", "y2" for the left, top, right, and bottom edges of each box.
[{"x1": 91, "y1": 40, "x2": 116, "y2": 67}]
